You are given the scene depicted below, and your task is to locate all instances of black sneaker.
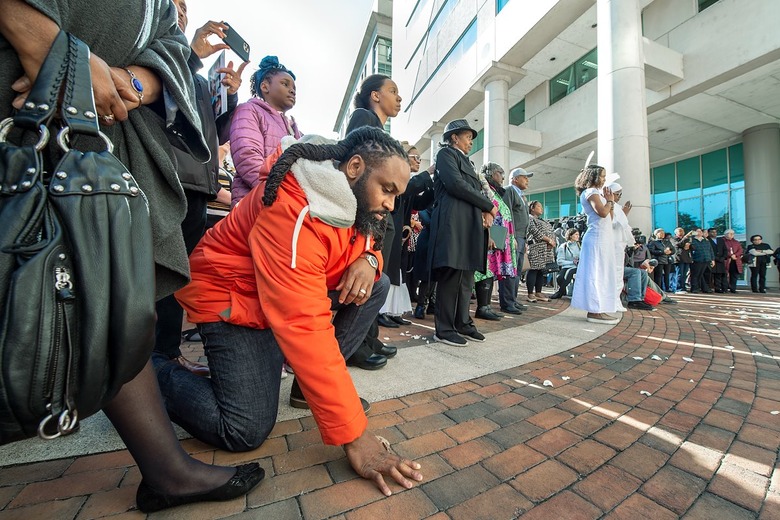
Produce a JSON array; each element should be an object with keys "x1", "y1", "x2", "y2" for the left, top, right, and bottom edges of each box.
[
  {"x1": 627, "y1": 301, "x2": 655, "y2": 311},
  {"x1": 433, "y1": 332, "x2": 468, "y2": 347},
  {"x1": 459, "y1": 329, "x2": 485, "y2": 342}
]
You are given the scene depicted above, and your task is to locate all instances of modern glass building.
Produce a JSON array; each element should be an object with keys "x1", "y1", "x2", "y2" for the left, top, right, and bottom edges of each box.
[
  {"x1": 529, "y1": 143, "x2": 746, "y2": 237},
  {"x1": 338, "y1": 0, "x2": 780, "y2": 285}
]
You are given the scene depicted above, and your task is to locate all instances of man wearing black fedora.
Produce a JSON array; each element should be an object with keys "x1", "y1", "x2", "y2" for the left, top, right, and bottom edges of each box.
[{"x1": 427, "y1": 119, "x2": 497, "y2": 347}]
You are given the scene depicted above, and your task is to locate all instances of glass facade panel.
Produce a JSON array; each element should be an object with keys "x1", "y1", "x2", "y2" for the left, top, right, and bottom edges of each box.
[
  {"x1": 545, "y1": 191, "x2": 560, "y2": 219},
  {"x1": 652, "y1": 164, "x2": 676, "y2": 203},
  {"x1": 702, "y1": 148, "x2": 728, "y2": 195},
  {"x1": 549, "y1": 48, "x2": 597, "y2": 105},
  {"x1": 677, "y1": 198, "x2": 702, "y2": 230},
  {"x1": 699, "y1": 0, "x2": 720, "y2": 12},
  {"x1": 469, "y1": 129, "x2": 484, "y2": 156},
  {"x1": 560, "y1": 187, "x2": 577, "y2": 217},
  {"x1": 703, "y1": 192, "x2": 729, "y2": 233},
  {"x1": 653, "y1": 201, "x2": 677, "y2": 232},
  {"x1": 676, "y1": 157, "x2": 701, "y2": 199},
  {"x1": 496, "y1": 0, "x2": 511, "y2": 14},
  {"x1": 508, "y1": 100, "x2": 525, "y2": 126},
  {"x1": 729, "y1": 144, "x2": 744, "y2": 189},
  {"x1": 730, "y1": 189, "x2": 745, "y2": 234}
]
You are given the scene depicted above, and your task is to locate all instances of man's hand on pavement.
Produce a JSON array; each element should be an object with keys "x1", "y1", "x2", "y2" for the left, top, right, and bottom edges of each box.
[{"x1": 344, "y1": 432, "x2": 423, "y2": 496}]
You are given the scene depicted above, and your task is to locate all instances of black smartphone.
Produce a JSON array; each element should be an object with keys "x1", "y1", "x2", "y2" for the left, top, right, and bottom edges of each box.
[{"x1": 221, "y1": 22, "x2": 250, "y2": 63}]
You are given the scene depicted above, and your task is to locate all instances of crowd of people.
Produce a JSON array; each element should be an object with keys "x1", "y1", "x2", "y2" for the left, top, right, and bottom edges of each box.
[{"x1": 1, "y1": 0, "x2": 775, "y2": 514}]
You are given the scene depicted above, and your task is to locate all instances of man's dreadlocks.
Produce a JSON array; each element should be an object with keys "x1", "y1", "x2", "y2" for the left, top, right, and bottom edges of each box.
[{"x1": 262, "y1": 126, "x2": 408, "y2": 251}]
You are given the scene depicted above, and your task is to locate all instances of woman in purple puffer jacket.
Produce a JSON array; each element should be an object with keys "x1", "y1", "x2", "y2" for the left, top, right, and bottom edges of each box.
[{"x1": 229, "y1": 56, "x2": 302, "y2": 206}]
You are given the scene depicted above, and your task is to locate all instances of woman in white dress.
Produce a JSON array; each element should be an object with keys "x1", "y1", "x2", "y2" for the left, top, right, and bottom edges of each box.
[{"x1": 571, "y1": 165, "x2": 620, "y2": 324}]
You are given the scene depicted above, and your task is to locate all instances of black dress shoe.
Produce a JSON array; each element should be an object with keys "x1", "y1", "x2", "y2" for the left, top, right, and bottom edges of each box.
[
  {"x1": 346, "y1": 353, "x2": 388, "y2": 370},
  {"x1": 760, "y1": 289, "x2": 767, "y2": 293},
  {"x1": 290, "y1": 379, "x2": 372, "y2": 412},
  {"x1": 475, "y1": 306, "x2": 501, "y2": 321},
  {"x1": 377, "y1": 344, "x2": 397, "y2": 358},
  {"x1": 376, "y1": 314, "x2": 400, "y2": 328},
  {"x1": 500, "y1": 306, "x2": 522, "y2": 315},
  {"x1": 414, "y1": 305, "x2": 425, "y2": 319},
  {"x1": 550, "y1": 291, "x2": 564, "y2": 299},
  {"x1": 388, "y1": 315, "x2": 412, "y2": 325},
  {"x1": 136, "y1": 463, "x2": 265, "y2": 513}
]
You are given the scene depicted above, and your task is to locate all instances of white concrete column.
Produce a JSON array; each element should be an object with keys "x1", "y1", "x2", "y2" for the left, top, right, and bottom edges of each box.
[
  {"x1": 429, "y1": 131, "x2": 443, "y2": 165},
  {"x1": 483, "y1": 76, "x2": 510, "y2": 179},
  {"x1": 743, "y1": 123, "x2": 780, "y2": 288},
  {"x1": 597, "y1": 0, "x2": 652, "y2": 235}
]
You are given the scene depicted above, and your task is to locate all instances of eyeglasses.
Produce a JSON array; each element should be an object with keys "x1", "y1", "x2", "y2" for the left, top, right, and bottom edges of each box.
[{"x1": 409, "y1": 155, "x2": 421, "y2": 161}]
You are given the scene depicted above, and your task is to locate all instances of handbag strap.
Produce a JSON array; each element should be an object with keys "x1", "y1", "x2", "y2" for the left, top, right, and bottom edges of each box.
[
  {"x1": 59, "y1": 34, "x2": 100, "y2": 137},
  {"x1": 12, "y1": 31, "x2": 70, "y2": 131}
]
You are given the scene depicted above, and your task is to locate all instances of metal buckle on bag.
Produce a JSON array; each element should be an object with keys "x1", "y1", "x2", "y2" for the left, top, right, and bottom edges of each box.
[
  {"x1": 0, "y1": 117, "x2": 50, "y2": 151},
  {"x1": 56, "y1": 126, "x2": 113, "y2": 153},
  {"x1": 37, "y1": 403, "x2": 79, "y2": 440}
]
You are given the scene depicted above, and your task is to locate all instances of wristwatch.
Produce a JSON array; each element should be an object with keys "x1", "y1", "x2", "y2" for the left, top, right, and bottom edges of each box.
[{"x1": 362, "y1": 253, "x2": 379, "y2": 269}]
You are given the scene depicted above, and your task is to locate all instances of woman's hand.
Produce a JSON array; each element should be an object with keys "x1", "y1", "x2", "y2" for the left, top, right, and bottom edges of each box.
[
  {"x1": 190, "y1": 21, "x2": 230, "y2": 59},
  {"x1": 488, "y1": 238, "x2": 497, "y2": 250},
  {"x1": 344, "y1": 432, "x2": 423, "y2": 496},
  {"x1": 603, "y1": 187, "x2": 614, "y2": 202},
  {"x1": 219, "y1": 60, "x2": 249, "y2": 95},
  {"x1": 91, "y1": 55, "x2": 129, "y2": 125},
  {"x1": 482, "y1": 212, "x2": 494, "y2": 229}
]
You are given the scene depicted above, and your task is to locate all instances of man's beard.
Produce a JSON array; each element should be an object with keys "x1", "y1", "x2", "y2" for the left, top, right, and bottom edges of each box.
[{"x1": 352, "y1": 169, "x2": 389, "y2": 239}]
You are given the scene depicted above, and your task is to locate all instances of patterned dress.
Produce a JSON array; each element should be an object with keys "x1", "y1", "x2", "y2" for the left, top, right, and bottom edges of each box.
[{"x1": 475, "y1": 187, "x2": 517, "y2": 282}]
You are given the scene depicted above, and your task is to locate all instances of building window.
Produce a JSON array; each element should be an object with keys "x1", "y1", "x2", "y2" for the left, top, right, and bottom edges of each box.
[
  {"x1": 496, "y1": 0, "x2": 511, "y2": 14},
  {"x1": 509, "y1": 99, "x2": 525, "y2": 125},
  {"x1": 408, "y1": 19, "x2": 478, "y2": 107},
  {"x1": 698, "y1": 0, "x2": 720, "y2": 12},
  {"x1": 650, "y1": 143, "x2": 745, "y2": 236},
  {"x1": 526, "y1": 187, "x2": 578, "y2": 219},
  {"x1": 469, "y1": 129, "x2": 484, "y2": 156},
  {"x1": 374, "y1": 37, "x2": 392, "y2": 76},
  {"x1": 549, "y1": 48, "x2": 598, "y2": 105}
]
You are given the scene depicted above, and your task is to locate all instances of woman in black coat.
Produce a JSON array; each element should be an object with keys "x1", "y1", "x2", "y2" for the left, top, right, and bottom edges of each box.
[{"x1": 428, "y1": 120, "x2": 497, "y2": 346}]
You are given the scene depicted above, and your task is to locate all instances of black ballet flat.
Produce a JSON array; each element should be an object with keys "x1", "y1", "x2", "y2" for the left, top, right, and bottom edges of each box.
[{"x1": 136, "y1": 463, "x2": 265, "y2": 513}]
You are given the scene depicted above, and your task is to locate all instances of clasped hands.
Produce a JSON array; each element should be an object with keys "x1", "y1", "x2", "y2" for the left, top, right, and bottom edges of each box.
[{"x1": 482, "y1": 207, "x2": 498, "y2": 229}]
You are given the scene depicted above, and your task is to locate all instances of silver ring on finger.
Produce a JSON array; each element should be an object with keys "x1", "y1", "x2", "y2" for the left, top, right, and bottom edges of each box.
[
  {"x1": 100, "y1": 114, "x2": 115, "y2": 124},
  {"x1": 359, "y1": 288, "x2": 367, "y2": 295}
]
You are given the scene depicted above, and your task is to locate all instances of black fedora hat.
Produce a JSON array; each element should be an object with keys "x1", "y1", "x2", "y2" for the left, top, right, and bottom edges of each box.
[{"x1": 443, "y1": 119, "x2": 478, "y2": 140}]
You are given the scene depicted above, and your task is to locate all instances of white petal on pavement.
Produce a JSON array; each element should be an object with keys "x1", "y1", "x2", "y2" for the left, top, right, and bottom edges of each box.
[
  {"x1": 651, "y1": 355, "x2": 663, "y2": 361},
  {"x1": 682, "y1": 357, "x2": 694, "y2": 362},
  {"x1": 561, "y1": 376, "x2": 571, "y2": 381},
  {"x1": 640, "y1": 391, "x2": 652, "y2": 396},
  {"x1": 542, "y1": 380, "x2": 554, "y2": 387},
  {"x1": 632, "y1": 356, "x2": 644, "y2": 360}
]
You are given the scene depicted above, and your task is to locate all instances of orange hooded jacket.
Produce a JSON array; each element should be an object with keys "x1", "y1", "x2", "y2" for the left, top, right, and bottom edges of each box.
[{"x1": 176, "y1": 145, "x2": 382, "y2": 446}]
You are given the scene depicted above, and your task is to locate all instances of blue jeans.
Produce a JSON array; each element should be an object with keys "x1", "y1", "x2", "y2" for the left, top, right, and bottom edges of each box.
[
  {"x1": 624, "y1": 266, "x2": 649, "y2": 302},
  {"x1": 155, "y1": 274, "x2": 390, "y2": 452}
]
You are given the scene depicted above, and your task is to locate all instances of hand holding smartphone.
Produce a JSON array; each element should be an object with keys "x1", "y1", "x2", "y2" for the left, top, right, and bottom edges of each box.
[{"x1": 221, "y1": 22, "x2": 250, "y2": 63}]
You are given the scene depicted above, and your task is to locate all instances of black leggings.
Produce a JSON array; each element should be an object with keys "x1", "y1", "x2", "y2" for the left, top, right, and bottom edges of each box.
[{"x1": 526, "y1": 269, "x2": 545, "y2": 295}]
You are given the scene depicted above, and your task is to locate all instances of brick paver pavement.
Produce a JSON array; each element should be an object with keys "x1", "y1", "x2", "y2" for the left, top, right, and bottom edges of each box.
[{"x1": 0, "y1": 291, "x2": 778, "y2": 519}]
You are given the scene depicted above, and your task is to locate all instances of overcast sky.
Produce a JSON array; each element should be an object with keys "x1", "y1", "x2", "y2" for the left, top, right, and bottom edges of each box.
[{"x1": 184, "y1": 0, "x2": 374, "y2": 137}]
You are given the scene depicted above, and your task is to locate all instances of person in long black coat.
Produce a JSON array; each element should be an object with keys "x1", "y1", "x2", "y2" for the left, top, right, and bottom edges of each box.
[{"x1": 428, "y1": 120, "x2": 497, "y2": 346}]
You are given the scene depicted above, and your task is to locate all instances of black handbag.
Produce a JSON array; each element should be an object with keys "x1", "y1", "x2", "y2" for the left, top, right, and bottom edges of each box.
[
  {"x1": 544, "y1": 261, "x2": 561, "y2": 273},
  {"x1": 0, "y1": 32, "x2": 156, "y2": 444}
]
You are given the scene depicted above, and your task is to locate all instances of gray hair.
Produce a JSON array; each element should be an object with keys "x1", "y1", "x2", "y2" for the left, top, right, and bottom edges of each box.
[{"x1": 724, "y1": 229, "x2": 735, "y2": 236}]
